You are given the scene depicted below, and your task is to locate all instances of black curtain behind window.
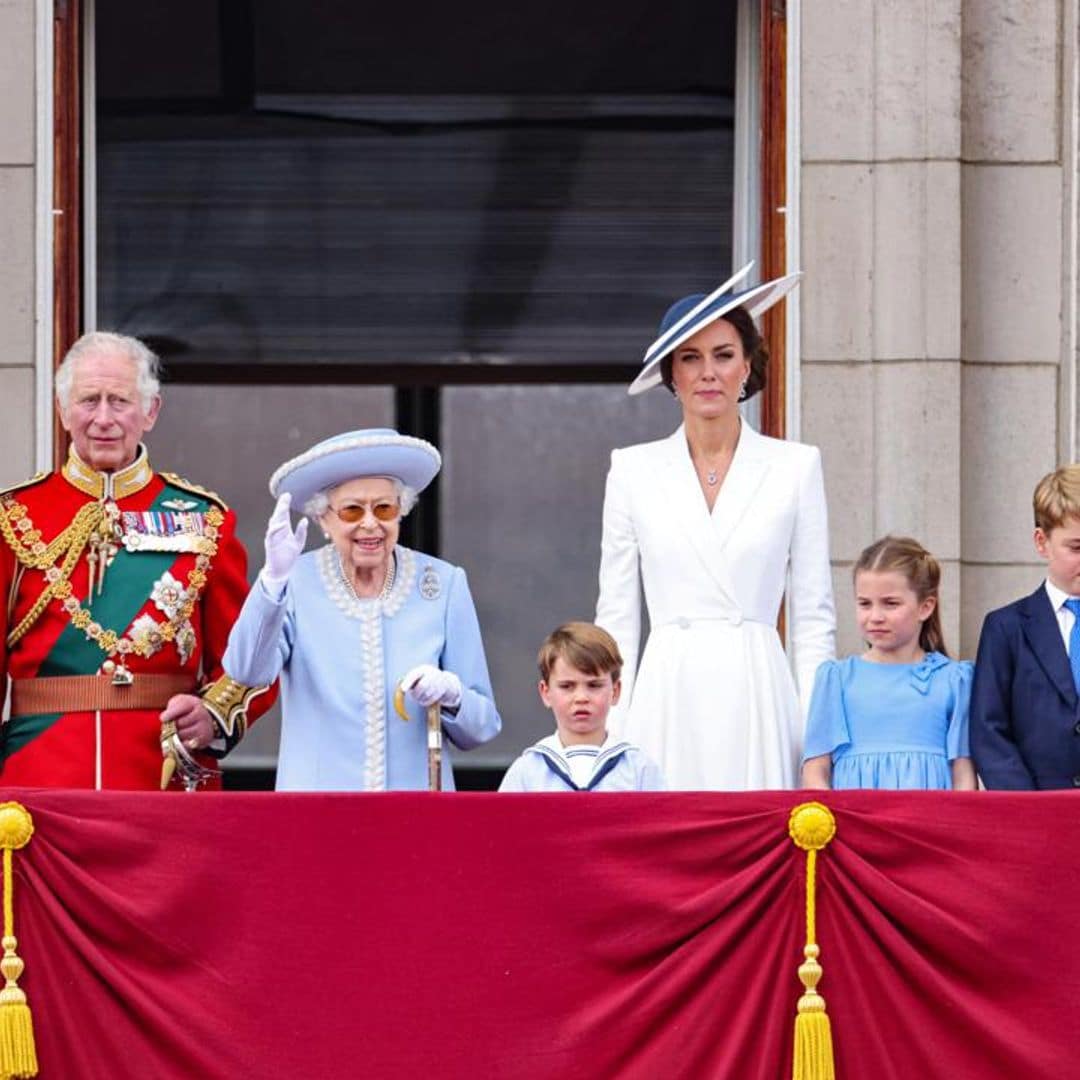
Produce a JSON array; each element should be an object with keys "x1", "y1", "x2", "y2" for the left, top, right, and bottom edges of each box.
[{"x1": 96, "y1": 0, "x2": 737, "y2": 371}]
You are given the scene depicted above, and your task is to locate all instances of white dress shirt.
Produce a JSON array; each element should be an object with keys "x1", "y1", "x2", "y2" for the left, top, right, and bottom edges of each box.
[{"x1": 1043, "y1": 579, "x2": 1080, "y2": 654}]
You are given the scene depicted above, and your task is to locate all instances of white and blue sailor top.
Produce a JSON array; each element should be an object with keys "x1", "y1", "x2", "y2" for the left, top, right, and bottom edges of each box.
[{"x1": 498, "y1": 733, "x2": 665, "y2": 792}]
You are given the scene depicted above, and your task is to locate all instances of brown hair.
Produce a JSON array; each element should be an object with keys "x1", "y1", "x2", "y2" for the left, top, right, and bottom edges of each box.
[
  {"x1": 659, "y1": 305, "x2": 769, "y2": 400},
  {"x1": 854, "y1": 536, "x2": 949, "y2": 656},
  {"x1": 537, "y1": 622, "x2": 623, "y2": 683},
  {"x1": 1032, "y1": 464, "x2": 1080, "y2": 532}
]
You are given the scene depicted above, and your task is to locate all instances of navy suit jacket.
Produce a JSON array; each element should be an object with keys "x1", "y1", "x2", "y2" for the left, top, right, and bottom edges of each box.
[{"x1": 970, "y1": 585, "x2": 1080, "y2": 789}]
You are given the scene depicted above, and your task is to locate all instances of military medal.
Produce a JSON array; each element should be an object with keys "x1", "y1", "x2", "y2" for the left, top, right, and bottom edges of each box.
[
  {"x1": 0, "y1": 493, "x2": 225, "y2": 676},
  {"x1": 122, "y1": 510, "x2": 207, "y2": 553}
]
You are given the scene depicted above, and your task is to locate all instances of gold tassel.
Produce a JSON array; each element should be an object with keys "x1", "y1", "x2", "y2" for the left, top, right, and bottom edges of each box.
[
  {"x1": 0, "y1": 803, "x2": 37, "y2": 1078},
  {"x1": 788, "y1": 802, "x2": 837, "y2": 1080}
]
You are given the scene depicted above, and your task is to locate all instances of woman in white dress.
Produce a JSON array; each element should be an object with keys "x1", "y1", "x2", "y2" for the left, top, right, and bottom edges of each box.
[{"x1": 595, "y1": 266, "x2": 835, "y2": 789}]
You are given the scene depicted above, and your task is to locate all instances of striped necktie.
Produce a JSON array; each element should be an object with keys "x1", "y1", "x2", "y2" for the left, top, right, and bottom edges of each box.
[{"x1": 1065, "y1": 598, "x2": 1080, "y2": 693}]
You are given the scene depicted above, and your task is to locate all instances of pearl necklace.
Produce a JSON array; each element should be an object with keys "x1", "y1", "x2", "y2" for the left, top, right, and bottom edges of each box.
[{"x1": 338, "y1": 550, "x2": 396, "y2": 601}]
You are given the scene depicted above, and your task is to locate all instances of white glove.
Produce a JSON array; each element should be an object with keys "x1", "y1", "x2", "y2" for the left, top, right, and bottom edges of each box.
[
  {"x1": 260, "y1": 493, "x2": 308, "y2": 598},
  {"x1": 402, "y1": 665, "x2": 463, "y2": 710}
]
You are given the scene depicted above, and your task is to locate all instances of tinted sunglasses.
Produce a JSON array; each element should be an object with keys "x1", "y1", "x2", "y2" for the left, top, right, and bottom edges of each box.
[{"x1": 329, "y1": 500, "x2": 400, "y2": 524}]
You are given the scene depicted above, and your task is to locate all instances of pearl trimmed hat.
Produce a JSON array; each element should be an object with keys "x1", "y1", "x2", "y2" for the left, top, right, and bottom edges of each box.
[
  {"x1": 268, "y1": 429, "x2": 442, "y2": 507},
  {"x1": 628, "y1": 262, "x2": 802, "y2": 396}
]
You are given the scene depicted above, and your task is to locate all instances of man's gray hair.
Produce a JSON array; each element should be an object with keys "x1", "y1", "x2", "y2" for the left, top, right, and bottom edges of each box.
[
  {"x1": 303, "y1": 479, "x2": 419, "y2": 523},
  {"x1": 55, "y1": 331, "x2": 161, "y2": 412}
]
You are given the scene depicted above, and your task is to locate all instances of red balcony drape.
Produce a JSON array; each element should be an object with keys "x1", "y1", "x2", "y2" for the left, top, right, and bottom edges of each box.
[{"x1": 3, "y1": 790, "x2": 1077, "y2": 1078}]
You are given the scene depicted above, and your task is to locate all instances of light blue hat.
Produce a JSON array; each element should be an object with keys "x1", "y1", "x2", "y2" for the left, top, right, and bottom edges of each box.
[
  {"x1": 628, "y1": 262, "x2": 802, "y2": 396},
  {"x1": 268, "y1": 429, "x2": 442, "y2": 506}
]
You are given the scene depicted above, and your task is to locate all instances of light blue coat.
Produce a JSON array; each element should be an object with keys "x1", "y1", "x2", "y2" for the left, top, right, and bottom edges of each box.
[{"x1": 223, "y1": 545, "x2": 501, "y2": 790}]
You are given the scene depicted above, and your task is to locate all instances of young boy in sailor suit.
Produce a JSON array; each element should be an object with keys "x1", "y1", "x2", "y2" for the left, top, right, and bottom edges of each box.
[{"x1": 499, "y1": 622, "x2": 665, "y2": 792}]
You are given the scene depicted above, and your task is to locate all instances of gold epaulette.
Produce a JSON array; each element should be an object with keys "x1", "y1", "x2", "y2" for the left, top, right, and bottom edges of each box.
[
  {"x1": 159, "y1": 471, "x2": 229, "y2": 511},
  {"x1": 0, "y1": 471, "x2": 50, "y2": 500}
]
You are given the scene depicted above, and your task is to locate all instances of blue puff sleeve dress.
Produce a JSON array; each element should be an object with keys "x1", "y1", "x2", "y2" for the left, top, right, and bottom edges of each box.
[{"x1": 802, "y1": 652, "x2": 972, "y2": 790}]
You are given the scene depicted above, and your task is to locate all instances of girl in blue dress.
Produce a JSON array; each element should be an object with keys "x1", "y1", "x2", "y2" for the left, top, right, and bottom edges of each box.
[{"x1": 801, "y1": 536, "x2": 976, "y2": 791}]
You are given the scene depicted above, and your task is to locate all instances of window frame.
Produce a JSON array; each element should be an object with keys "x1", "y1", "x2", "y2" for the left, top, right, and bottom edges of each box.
[{"x1": 54, "y1": 0, "x2": 792, "y2": 443}]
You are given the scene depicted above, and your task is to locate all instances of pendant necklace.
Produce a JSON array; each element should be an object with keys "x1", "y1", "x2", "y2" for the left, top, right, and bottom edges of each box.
[
  {"x1": 703, "y1": 459, "x2": 724, "y2": 486},
  {"x1": 701, "y1": 423, "x2": 740, "y2": 487}
]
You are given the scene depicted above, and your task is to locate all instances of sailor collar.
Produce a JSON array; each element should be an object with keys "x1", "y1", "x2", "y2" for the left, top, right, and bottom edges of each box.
[
  {"x1": 528, "y1": 733, "x2": 633, "y2": 791},
  {"x1": 62, "y1": 444, "x2": 153, "y2": 501}
]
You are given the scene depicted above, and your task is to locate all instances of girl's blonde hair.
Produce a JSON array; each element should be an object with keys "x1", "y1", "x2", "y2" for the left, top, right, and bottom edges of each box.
[{"x1": 854, "y1": 536, "x2": 948, "y2": 656}]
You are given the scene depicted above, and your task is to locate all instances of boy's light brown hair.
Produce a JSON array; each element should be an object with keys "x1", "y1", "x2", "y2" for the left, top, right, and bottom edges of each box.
[
  {"x1": 1033, "y1": 464, "x2": 1080, "y2": 532},
  {"x1": 537, "y1": 622, "x2": 623, "y2": 683}
]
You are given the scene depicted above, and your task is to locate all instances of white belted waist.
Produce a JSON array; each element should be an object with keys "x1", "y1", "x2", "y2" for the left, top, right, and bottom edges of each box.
[{"x1": 659, "y1": 612, "x2": 773, "y2": 630}]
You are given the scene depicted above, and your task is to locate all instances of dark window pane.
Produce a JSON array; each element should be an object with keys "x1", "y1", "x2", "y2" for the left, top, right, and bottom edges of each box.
[
  {"x1": 97, "y1": 105, "x2": 734, "y2": 370},
  {"x1": 440, "y1": 384, "x2": 677, "y2": 766},
  {"x1": 97, "y1": 0, "x2": 738, "y2": 101},
  {"x1": 95, "y1": 3, "x2": 737, "y2": 373}
]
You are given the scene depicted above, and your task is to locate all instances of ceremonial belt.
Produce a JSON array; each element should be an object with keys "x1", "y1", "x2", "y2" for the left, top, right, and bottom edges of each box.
[{"x1": 9, "y1": 674, "x2": 198, "y2": 717}]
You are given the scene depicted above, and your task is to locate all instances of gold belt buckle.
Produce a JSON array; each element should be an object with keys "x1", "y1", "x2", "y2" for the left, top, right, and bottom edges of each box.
[{"x1": 102, "y1": 659, "x2": 134, "y2": 686}]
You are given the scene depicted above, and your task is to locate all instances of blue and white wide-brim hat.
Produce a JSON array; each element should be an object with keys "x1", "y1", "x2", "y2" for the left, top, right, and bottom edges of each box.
[
  {"x1": 268, "y1": 429, "x2": 442, "y2": 507},
  {"x1": 627, "y1": 262, "x2": 802, "y2": 396}
]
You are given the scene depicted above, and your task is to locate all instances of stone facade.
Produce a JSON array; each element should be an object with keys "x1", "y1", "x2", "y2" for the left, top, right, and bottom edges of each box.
[
  {"x1": 800, "y1": 0, "x2": 1078, "y2": 657},
  {"x1": 1, "y1": 1, "x2": 1077, "y2": 668},
  {"x1": 0, "y1": 0, "x2": 38, "y2": 489}
]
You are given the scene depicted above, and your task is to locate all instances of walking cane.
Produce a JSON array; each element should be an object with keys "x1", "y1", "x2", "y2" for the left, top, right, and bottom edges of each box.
[{"x1": 393, "y1": 682, "x2": 442, "y2": 791}]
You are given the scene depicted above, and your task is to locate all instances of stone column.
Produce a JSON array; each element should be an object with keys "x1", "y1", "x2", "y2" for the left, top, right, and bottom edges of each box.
[
  {"x1": 0, "y1": 0, "x2": 39, "y2": 488},
  {"x1": 959, "y1": 0, "x2": 1069, "y2": 652},
  {"x1": 800, "y1": 1, "x2": 964, "y2": 654}
]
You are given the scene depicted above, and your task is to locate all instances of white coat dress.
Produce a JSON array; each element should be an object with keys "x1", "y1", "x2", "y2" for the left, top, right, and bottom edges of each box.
[{"x1": 595, "y1": 422, "x2": 835, "y2": 790}]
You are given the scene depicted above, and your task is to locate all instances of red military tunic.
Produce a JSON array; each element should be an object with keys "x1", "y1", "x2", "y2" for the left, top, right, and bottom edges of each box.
[{"x1": 0, "y1": 447, "x2": 273, "y2": 789}]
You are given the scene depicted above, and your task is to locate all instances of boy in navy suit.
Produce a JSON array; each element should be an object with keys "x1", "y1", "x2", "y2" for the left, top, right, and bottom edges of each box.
[{"x1": 971, "y1": 465, "x2": 1080, "y2": 788}]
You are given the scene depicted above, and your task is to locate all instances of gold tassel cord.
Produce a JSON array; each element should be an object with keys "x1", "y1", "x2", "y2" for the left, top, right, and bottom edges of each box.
[
  {"x1": 0, "y1": 803, "x2": 37, "y2": 1079},
  {"x1": 788, "y1": 802, "x2": 837, "y2": 1080}
]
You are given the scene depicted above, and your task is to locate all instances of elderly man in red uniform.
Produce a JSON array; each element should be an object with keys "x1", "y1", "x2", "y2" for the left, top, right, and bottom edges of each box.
[{"x1": 0, "y1": 331, "x2": 272, "y2": 789}]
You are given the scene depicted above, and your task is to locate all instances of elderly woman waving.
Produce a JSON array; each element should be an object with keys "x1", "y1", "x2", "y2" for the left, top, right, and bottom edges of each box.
[{"x1": 223, "y1": 429, "x2": 501, "y2": 790}]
